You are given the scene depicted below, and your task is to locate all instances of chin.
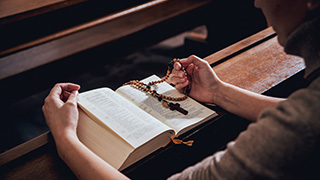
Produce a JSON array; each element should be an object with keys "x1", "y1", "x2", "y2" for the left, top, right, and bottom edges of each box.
[
  {"x1": 277, "y1": 36, "x2": 286, "y2": 47},
  {"x1": 270, "y1": 26, "x2": 286, "y2": 46}
]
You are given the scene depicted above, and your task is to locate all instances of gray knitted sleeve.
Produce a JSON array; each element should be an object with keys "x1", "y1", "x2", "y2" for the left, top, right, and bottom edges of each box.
[{"x1": 168, "y1": 79, "x2": 320, "y2": 180}]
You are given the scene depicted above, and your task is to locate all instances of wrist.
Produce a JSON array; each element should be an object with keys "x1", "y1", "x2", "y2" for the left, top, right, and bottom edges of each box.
[
  {"x1": 58, "y1": 136, "x2": 80, "y2": 160},
  {"x1": 213, "y1": 82, "x2": 245, "y2": 115},
  {"x1": 211, "y1": 80, "x2": 227, "y2": 105},
  {"x1": 53, "y1": 130, "x2": 80, "y2": 158},
  {"x1": 212, "y1": 81, "x2": 237, "y2": 109}
]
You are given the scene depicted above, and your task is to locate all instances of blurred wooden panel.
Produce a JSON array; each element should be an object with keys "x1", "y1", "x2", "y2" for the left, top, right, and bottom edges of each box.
[
  {"x1": 205, "y1": 27, "x2": 305, "y2": 94},
  {"x1": 0, "y1": 0, "x2": 87, "y2": 24},
  {"x1": 0, "y1": 0, "x2": 64, "y2": 18},
  {"x1": 0, "y1": 0, "x2": 212, "y2": 104},
  {"x1": 0, "y1": 0, "x2": 211, "y2": 80}
]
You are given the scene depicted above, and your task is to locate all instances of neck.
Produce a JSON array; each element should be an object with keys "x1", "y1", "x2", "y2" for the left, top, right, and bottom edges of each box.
[{"x1": 284, "y1": 16, "x2": 320, "y2": 79}]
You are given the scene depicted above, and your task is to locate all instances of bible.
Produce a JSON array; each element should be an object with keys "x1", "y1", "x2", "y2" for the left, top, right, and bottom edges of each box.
[{"x1": 77, "y1": 75, "x2": 218, "y2": 170}]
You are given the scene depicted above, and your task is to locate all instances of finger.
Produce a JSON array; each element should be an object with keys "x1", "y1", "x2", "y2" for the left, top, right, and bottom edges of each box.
[
  {"x1": 66, "y1": 90, "x2": 79, "y2": 105},
  {"x1": 186, "y1": 63, "x2": 195, "y2": 75},
  {"x1": 170, "y1": 76, "x2": 188, "y2": 85},
  {"x1": 49, "y1": 83, "x2": 80, "y2": 98},
  {"x1": 49, "y1": 84, "x2": 63, "y2": 98},
  {"x1": 47, "y1": 83, "x2": 80, "y2": 107},
  {"x1": 62, "y1": 91, "x2": 71, "y2": 102},
  {"x1": 175, "y1": 80, "x2": 189, "y2": 92},
  {"x1": 181, "y1": 55, "x2": 209, "y2": 69},
  {"x1": 50, "y1": 83, "x2": 80, "y2": 95},
  {"x1": 172, "y1": 69, "x2": 186, "y2": 78},
  {"x1": 178, "y1": 58, "x2": 191, "y2": 69},
  {"x1": 64, "y1": 83, "x2": 81, "y2": 92}
]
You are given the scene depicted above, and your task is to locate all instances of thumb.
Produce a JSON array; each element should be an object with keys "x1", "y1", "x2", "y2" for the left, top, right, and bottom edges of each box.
[
  {"x1": 66, "y1": 90, "x2": 79, "y2": 104},
  {"x1": 174, "y1": 61, "x2": 182, "y2": 70}
]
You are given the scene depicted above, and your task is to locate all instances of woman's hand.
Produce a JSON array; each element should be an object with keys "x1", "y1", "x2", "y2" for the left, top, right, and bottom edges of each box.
[
  {"x1": 167, "y1": 55, "x2": 222, "y2": 104},
  {"x1": 42, "y1": 83, "x2": 81, "y2": 144},
  {"x1": 42, "y1": 83, "x2": 130, "y2": 180},
  {"x1": 168, "y1": 55, "x2": 285, "y2": 121}
]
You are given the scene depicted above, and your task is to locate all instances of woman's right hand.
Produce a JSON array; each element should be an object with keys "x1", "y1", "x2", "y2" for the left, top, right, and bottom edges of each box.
[
  {"x1": 42, "y1": 83, "x2": 81, "y2": 144},
  {"x1": 168, "y1": 55, "x2": 223, "y2": 104}
]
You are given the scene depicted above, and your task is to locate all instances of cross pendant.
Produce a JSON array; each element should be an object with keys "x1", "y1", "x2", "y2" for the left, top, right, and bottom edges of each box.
[{"x1": 168, "y1": 102, "x2": 188, "y2": 115}]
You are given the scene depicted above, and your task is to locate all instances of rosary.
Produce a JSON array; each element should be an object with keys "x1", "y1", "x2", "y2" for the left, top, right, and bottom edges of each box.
[{"x1": 122, "y1": 59, "x2": 189, "y2": 115}]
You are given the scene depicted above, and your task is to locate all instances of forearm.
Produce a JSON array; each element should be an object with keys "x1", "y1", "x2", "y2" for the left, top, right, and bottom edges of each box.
[
  {"x1": 214, "y1": 82, "x2": 285, "y2": 121},
  {"x1": 55, "y1": 135, "x2": 129, "y2": 180}
]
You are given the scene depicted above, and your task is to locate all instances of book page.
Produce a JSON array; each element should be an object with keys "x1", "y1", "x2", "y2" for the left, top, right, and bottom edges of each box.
[
  {"x1": 116, "y1": 75, "x2": 217, "y2": 135},
  {"x1": 78, "y1": 88, "x2": 173, "y2": 148}
]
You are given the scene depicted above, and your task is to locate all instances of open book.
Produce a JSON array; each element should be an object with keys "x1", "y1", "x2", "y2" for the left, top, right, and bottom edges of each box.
[{"x1": 77, "y1": 75, "x2": 218, "y2": 170}]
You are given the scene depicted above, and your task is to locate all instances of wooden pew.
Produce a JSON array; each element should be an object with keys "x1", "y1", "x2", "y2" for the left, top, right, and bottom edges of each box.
[
  {"x1": 0, "y1": 0, "x2": 88, "y2": 24},
  {"x1": 206, "y1": 27, "x2": 305, "y2": 93},
  {"x1": 0, "y1": 0, "x2": 213, "y2": 105},
  {"x1": 0, "y1": 27, "x2": 305, "y2": 179}
]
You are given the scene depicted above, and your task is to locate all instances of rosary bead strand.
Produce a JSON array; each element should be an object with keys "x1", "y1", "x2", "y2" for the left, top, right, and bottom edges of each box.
[
  {"x1": 122, "y1": 59, "x2": 189, "y2": 115},
  {"x1": 122, "y1": 59, "x2": 188, "y2": 101}
]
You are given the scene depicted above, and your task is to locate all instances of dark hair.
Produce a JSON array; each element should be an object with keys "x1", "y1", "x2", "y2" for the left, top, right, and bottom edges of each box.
[{"x1": 306, "y1": 6, "x2": 320, "y2": 20}]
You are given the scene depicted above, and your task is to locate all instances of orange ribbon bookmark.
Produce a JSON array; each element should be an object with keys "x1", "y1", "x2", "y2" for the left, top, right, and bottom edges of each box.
[{"x1": 171, "y1": 137, "x2": 194, "y2": 146}]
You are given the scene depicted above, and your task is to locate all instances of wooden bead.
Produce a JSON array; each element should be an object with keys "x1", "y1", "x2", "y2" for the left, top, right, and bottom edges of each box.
[{"x1": 162, "y1": 101, "x2": 169, "y2": 108}]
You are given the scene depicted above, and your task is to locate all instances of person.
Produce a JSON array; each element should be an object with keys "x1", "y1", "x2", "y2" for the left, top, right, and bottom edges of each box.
[{"x1": 42, "y1": 0, "x2": 320, "y2": 179}]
